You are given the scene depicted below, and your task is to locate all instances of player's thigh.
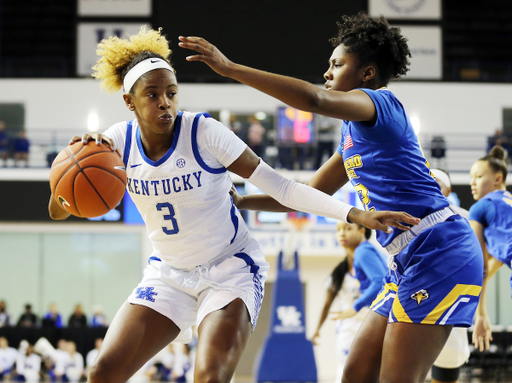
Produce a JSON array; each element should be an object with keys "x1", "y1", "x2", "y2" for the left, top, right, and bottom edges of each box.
[
  {"x1": 342, "y1": 310, "x2": 388, "y2": 383},
  {"x1": 194, "y1": 298, "x2": 252, "y2": 383},
  {"x1": 380, "y1": 322, "x2": 452, "y2": 383},
  {"x1": 89, "y1": 301, "x2": 180, "y2": 383}
]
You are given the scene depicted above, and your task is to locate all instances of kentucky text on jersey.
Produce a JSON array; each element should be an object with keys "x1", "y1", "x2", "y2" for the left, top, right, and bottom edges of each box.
[{"x1": 127, "y1": 171, "x2": 203, "y2": 196}]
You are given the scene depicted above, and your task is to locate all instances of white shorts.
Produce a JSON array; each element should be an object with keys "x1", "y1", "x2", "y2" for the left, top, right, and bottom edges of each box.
[
  {"x1": 433, "y1": 327, "x2": 470, "y2": 369},
  {"x1": 127, "y1": 236, "x2": 269, "y2": 343},
  {"x1": 335, "y1": 310, "x2": 367, "y2": 383}
]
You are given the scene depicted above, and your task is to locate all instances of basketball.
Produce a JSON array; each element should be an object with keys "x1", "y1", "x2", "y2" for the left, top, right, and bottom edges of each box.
[{"x1": 49, "y1": 141, "x2": 127, "y2": 218}]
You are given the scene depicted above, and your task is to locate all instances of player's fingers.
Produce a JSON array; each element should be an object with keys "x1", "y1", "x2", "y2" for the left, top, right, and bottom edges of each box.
[
  {"x1": 485, "y1": 336, "x2": 490, "y2": 351},
  {"x1": 81, "y1": 134, "x2": 92, "y2": 144},
  {"x1": 389, "y1": 221, "x2": 411, "y2": 231},
  {"x1": 396, "y1": 213, "x2": 420, "y2": 225},
  {"x1": 69, "y1": 136, "x2": 82, "y2": 144}
]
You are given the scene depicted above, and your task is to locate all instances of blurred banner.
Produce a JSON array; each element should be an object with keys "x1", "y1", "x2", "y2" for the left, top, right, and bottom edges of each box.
[
  {"x1": 77, "y1": 23, "x2": 150, "y2": 76},
  {"x1": 78, "y1": 0, "x2": 152, "y2": 17},
  {"x1": 369, "y1": 0, "x2": 441, "y2": 19},
  {"x1": 398, "y1": 25, "x2": 442, "y2": 80}
]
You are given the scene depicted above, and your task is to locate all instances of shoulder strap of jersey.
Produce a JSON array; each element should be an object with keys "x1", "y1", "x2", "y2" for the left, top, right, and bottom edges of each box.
[
  {"x1": 122, "y1": 120, "x2": 134, "y2": 167},
  {"x1": 190, "y1": 113, "x2": 227, "y2": 174}
]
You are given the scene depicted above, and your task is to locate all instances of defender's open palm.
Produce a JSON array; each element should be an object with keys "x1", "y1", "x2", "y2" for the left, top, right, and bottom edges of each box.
[{"x1": 179, "y1": 36, "x2": 235, "y2": 77}]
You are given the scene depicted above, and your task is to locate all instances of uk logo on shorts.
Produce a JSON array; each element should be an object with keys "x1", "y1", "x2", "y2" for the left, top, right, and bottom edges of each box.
[
  {"x1": 135, "y1": 287, "x2": 158, "y2": 302},
  {"x1": 410, "y1": 289, "x2": 430, "y2": 305}
]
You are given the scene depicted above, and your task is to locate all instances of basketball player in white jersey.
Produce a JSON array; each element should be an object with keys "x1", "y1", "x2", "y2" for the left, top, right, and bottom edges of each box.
[{"x1": 48, "y1": 27, "x2": 418, "y2": 383}]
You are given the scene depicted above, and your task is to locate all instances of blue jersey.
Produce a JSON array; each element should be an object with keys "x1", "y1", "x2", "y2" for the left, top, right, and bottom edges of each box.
[
  {"x1": 352, "y1": 241, "x2": 387, "y2": 311},
  {"x1": 469, "y1": 190, "x2": 512, "y2": 267},
  {"x1": 337, "y1": 88, "x2": 449, "y2": 248}
]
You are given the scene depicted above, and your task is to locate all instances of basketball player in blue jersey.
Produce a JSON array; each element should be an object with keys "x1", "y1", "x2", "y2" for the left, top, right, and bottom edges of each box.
[
  {"x1": 180, "y1": 12, "x2": 484, "y2": 383},
  {"x1": 468, "y1": 145, "x2": 512, "y2": 352},
  {"x1": 312, "y1": 222, "x2": 386, "y2": 383},
  {"x1": 47, "y1": 27, "x2": 417, "y2": 383}
]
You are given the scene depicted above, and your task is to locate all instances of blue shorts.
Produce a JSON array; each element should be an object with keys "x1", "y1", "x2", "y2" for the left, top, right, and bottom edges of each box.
[{"x1": 371, "y1": 215, "x2": 483, "y2": 327}]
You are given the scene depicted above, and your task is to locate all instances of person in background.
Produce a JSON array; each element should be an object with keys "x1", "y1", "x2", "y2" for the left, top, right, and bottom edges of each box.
[
  {"x1": 314, "y1": 115, "x2": 339, "y2": 169},
  {"x1": 0, "y1": 337, "x2": 18, "y2": 381},
  {"x1": 91, "y1": 305, "x2": 108, "y2": 327},
  {"x1": 429, "y1": 168, "x2": 471, "y2": 383},
  {"x1": 0, "y1": 122, "x2": 9, "y2": 167},
  {"x1": 13, "y1": 130, "x2": 30, "y2": 167},
  {"x1": 53, "y1": 339, "x2": 72, "y2": 382},
  {"x1": 247, "y1": 115, "x2": 266, "y2": 158},
  {"x1": 311, "y1": 221, "x2": 386, "y2": 382},
  {"x1": 17, "y1": 304, "x2": 39, "y2": 328},
  {"x1": 66, "y1": 341, "x2": 85, "y2": 382},
  {"x1": 43, "y1": 303, "x2": 63, "y2": 328},
  {"x1": 15, "y1": 342, "x2": 41, "y2": 383},
  {"x1": 86, "y1": 338, "x2": 103, "y2": 378},
  {"x1": 68, "y1": 304, "x2": 87, "y2": 328},
  {"x1": 431, "y1": 169, "x2": 469, "y2": 219},
  {"x1": 0, "y1": 301, "x2": 11, "y2": 327},
  {"x1": 469, "y1": 145, "x2": 512, "y2": 352}
]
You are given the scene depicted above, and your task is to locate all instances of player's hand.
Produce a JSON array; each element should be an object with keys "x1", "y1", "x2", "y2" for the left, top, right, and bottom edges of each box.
[
  {"x1": 473, "y1": 314, "x2": 493, "y2": 351},
  {"x1": 331, "y1": 307, "x2": 357, "y2": 321},
  {"x1": 229, "y1": 184, "x2": 245, "y2": 208},
  {"x1": 348, "y1": 208, "x2": 420, "y2": 233},
  {"x1": 178, "y1": 36, "x2": 236, "y2": 78},
  {"x1": 69, "y1": 134, "x2": 119, "y2": 154}
]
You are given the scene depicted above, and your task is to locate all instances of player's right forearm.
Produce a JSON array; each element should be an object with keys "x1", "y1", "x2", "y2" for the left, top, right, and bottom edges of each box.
[{"x1": 237, "y1": 194, "x2": 294, "y2": 212}]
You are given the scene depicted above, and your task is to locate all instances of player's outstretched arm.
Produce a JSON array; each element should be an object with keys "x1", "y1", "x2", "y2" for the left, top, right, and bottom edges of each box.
[
  {"x1": 228, "y1": 148, "x2": 419, "y2": 233},
  {"x1": 178, "y1": 36, "x2": 375, "y2": 122}
]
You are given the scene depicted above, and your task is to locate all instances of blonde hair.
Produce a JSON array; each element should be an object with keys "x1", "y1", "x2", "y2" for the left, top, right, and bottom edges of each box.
[{"x1": 92, "y1": 26, "x2": 172, "y2": 93}]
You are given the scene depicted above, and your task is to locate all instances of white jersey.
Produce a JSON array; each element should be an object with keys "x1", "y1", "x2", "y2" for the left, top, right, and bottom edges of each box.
[{"x1": 104, "y1": 111, "x2": 249, "y2": 270}]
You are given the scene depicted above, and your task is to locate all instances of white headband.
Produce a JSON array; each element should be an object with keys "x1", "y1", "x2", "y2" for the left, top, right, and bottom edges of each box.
[
  {"x1": 431, "y1": 169, "x2": 451, "y2": 188},
  {"x1": 123, "y1": 58, "x2": 174, "y2": 93}
]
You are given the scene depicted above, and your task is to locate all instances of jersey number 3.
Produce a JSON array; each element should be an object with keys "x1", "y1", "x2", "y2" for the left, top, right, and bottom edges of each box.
[{"x1": 157, "y1": 202, "x2": 179, "y2": 235}]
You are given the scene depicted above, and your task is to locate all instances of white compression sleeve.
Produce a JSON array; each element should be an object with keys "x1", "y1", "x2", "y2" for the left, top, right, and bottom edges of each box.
[{"x1": 246, "y1": 160, "x2": 353, "y2": 223}]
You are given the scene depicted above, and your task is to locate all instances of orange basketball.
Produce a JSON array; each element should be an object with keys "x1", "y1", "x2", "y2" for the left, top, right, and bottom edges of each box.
[{"x1": 49, "y1": 141, "x2": 127, "y2": 218}]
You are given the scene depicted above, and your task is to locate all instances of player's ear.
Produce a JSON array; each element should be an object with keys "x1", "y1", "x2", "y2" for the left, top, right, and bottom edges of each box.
[
  {"x1": 362, "y1": 65, "x2": 376, "y2": 83},
  {"x1": 123, "y1": 94, "x2": 135, "y2": 111}
]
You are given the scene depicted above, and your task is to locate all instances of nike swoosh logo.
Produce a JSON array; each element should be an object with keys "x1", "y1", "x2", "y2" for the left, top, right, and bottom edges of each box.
[
  {"x1": 130, "y1": 164, "x2": 142, "y2": 168},
  {"x1": 58, "y1": 195, "x2": 70, "y2": 209},
  {"x1": 150, "y1": 59, "x2": 158, "y2": 63}
]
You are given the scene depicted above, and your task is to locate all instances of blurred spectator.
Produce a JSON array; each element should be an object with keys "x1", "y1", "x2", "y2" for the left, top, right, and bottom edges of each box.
[
  {"x1": 0, "y1": 122, "x2": 9, "y2": 167},
  {"x1": 488, "y1": 129, "x2": 512, "y2": 163},
  {"x1": 0, "y1": 336, "x2": 18, "y2": 380},
  {"x1": 228, "y1": 114, "x2": 242, "y2": 137},
  {"x1": 0, "y1": 300, "x2": 11, "y2": 327},
  {"x1": 17, "y1": 304, "x2": 38, "y2": 328},
  {"x1": 68, "y1": 304, "x2": 87, "y2": 328},
  {"x1": 247, "y1": 115, "x2": 266, "y2": 158},
  {"x1": 314, "y1": 115, "x2": 339, "y2": 168},
  {"x1": 91, "y1": 305, "x2": 108, "y2": 327},
  {"x1": 53, "y1": 339, "x2": 71, "y2": 382},
  {"x1": 86, "y1": 338, "x2": 103, "y2": 377},
  {"x1": 66, "y1": 341, "x2": 84, "y2": 382},
  {"x1": 13, "y1": 130, "x2": 30, "y2": 167},
  {"x1": 172, "y1": 343, "x2": 193, "y2": 383},
  {"x1": 42, "y1": 303, "x2": 63, "y2": 328},
  {"x1": 15, "y1": 341, "x2": 41, "y2": 383}
]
